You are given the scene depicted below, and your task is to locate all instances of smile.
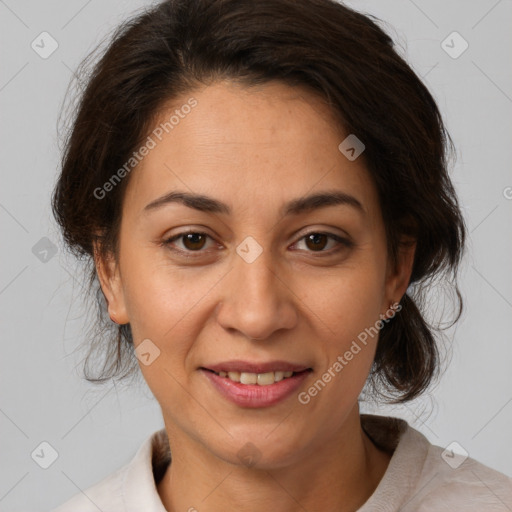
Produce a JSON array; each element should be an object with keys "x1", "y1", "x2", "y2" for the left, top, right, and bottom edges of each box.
[{"x1": 200, "y1": 367, "x2": 313, "y2": 408}]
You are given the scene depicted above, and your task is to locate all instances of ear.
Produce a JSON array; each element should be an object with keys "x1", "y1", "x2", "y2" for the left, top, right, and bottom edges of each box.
[
  {"x1": 93, "y1": 240, "x2": 129, "y2": 325},
  {"x1": 383, "y1": 239, "x2": 416, "y2": 314}
]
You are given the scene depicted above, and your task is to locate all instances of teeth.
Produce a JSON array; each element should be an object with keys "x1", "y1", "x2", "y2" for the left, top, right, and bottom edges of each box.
[
  {"x1": 228, "y1": 371, "x2": 240, "y2": 382},
  {"x1": 240, "y1": 372, "x2": 258, "y2": 385},
  {"x1": 215, "y1": 370, "x2": 298, "y2": 385},
  {"x1": 257, "y1": 372, "x2": 274, "y2": 385}
]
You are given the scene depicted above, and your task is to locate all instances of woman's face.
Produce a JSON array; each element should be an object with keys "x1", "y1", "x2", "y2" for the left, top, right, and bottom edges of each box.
[{"x1": 97, "y1": 80, "x2": 413, "y2": 468}]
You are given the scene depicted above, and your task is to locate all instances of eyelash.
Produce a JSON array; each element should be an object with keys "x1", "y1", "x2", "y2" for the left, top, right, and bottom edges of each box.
[{"x1": 162, "y1": 230, "x2": 353, "y2": 258}]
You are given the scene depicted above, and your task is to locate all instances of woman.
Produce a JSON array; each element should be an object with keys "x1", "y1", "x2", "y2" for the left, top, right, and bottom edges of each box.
[{"x1": 50, "y1": 0, "x2": 512, "y2": 510}]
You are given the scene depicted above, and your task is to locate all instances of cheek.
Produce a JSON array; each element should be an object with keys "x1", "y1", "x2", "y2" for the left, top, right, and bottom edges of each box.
[
  {"x1": 302, "y1": 259, "x2": 386, "y2": 393},
  {"x1": 118, "y1": 248, "x2": 229, "y2": 400},
  {"x1": 120, "y1": 246, "x2": 221, "y2": 339},
  {"x1": 308, "y1": 260, "x2": 386, "y2": 341}
]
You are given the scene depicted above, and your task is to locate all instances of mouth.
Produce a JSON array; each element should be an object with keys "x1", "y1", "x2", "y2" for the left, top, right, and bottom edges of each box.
[{"x1": 200, "y1": 364, "x2": 313, "y2": 408}]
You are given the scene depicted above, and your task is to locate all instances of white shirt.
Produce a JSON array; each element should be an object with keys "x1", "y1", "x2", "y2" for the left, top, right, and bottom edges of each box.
[{"x1": 49, "y1": 414, "x2": 512, "y2": 511}]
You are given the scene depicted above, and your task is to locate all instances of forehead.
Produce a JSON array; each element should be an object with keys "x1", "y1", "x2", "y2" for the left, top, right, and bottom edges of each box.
[{"x1": 122, "y1": 80, "x2": 378, "y2": 223}]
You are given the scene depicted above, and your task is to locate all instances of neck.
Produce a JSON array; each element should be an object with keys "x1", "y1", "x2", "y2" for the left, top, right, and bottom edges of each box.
[{"x1": 157, "y1": 407, "x2": 391, "y2": 512}]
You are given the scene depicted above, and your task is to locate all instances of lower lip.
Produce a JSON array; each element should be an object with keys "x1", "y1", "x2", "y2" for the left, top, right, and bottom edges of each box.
[{"x1": 201, "y1": 369, "x2": 311, "y2": 408}]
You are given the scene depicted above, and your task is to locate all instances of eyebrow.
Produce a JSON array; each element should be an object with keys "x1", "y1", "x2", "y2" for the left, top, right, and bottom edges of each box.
[{"x1": 143, "y1": 190, "x2": 365, "y2": 217}]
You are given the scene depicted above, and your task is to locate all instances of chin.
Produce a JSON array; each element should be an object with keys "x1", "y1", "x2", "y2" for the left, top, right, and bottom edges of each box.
[{"x1": 209, "y1": 428, "x2": 310, "y2": 471}]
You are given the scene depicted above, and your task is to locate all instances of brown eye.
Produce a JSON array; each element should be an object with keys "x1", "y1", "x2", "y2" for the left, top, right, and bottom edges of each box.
[
  {"x1": 294, "y1": 232, "x2": 353, "y2": 254},
  {"x1": 304, "y1": 233, "x2": 329, "y2": 251},
  {"x1": 181, "y1": 233, "x2": 207, "y2": 250},
  {"x1": 164, "y1": 231, "x2": 213, "y2": 254}
]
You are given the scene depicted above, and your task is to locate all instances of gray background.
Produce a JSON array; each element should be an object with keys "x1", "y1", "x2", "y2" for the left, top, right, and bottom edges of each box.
[{"x1": 1, "y1": 0, "x2": 511, "y2": 510}]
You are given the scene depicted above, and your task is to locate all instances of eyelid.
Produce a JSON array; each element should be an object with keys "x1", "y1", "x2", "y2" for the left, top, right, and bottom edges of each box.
[
  {"x1": 291, "y1": 231, "x2": 353, "y2": 253},
  {"x1": 163, "y1": 230, "x2": 217, "y2": 256}
]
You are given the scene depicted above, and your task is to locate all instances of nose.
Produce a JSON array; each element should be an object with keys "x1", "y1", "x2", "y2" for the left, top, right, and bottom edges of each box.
[{"x1": 214, "y1": 245, "x2": 298, "y2": 341}]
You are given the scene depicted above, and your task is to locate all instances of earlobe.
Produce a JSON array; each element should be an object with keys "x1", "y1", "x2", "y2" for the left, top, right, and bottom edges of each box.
[{"x1": 93, "y1": 241, "x2": 129, "y2": 325}]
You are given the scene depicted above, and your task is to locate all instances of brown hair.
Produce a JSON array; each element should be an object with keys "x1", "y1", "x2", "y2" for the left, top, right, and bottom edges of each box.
[{"x1": 52, "y1": 0, "x2": 466, "y2": 403}]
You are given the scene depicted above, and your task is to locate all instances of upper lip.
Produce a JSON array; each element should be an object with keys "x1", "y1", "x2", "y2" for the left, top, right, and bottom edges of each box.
[{"x1": 203, "y1": 360, "x2": 312, "y2": 374}]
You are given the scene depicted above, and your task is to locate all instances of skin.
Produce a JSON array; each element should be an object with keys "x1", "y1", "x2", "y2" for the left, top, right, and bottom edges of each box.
[{"x1": 95, "y1": 80, "x2": 416, "y2": 512}]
